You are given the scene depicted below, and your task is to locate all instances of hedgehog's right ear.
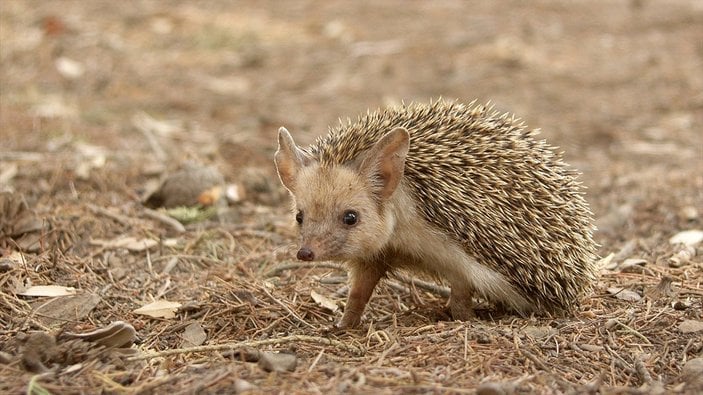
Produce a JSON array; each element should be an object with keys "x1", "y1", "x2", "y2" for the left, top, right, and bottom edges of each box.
[
  {"x1": 358, "y1": 127, "x2": 410, "y2": 200},
  {"x1": 275, "y1": 127, "x2": 313, "y2": 193}
]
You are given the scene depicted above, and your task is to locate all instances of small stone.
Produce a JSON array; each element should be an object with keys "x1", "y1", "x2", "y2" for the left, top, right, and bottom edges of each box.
[
  {"x1": 0, "y1": 351, "x2": 13, "y2": 364},
  {"x1": 607, "y1": 287, "x2": 642, "y2": 302},
  {"x1": 477, "y1": 382, "x2": 510, "y2": 395},
  {"x1": 679, "y1": 358, "x2": 703, "y2": 390},
  {"x1": 669, "y1": 230, "x2": 703, "y2": 247},
  {"x1": 233, "y1": 378, "x2": 256, "y2": 393},
  {"x1": 258, "y1": 351, "x2": 297, "y2": 372},
  {"x1": 672, "y1": 300, "x2": 690, "y2": 310},
  {"x1": 678, "y1": 320, "x2": 703, "y2": 334},
  {"x1": 144, "y1": 163, "x2": 225, "y2": 209}
]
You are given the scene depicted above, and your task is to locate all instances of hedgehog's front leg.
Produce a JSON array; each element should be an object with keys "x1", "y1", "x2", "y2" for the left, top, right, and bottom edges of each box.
[{"x1": 337, "y1": 262, "x2": 386, "y2": 329}]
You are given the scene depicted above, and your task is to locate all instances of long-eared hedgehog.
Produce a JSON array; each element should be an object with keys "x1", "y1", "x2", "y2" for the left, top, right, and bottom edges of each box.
[{"x1": 274, "y1": 99, "x2": 598, "y2": 328}]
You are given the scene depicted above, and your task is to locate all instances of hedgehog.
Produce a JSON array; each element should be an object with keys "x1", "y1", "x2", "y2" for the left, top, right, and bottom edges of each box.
[{"x1": 274, "y1": 99, "x2": 598, "y2": 328}]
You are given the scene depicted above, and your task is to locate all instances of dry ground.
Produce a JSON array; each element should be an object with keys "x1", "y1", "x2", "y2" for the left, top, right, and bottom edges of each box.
[{"x1": 1, "y1": 1, "x2": 702, "y2": 394}]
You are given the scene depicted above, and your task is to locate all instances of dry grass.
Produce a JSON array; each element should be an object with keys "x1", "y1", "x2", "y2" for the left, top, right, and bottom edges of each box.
[{"x1": 1, "y1": 184, "x2": 701, "y2": 393}]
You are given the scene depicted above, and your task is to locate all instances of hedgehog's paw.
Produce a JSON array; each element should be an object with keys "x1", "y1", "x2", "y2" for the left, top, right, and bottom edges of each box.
[{"x1": 335, "y1": 310, "x2": 363, "y2": 330}]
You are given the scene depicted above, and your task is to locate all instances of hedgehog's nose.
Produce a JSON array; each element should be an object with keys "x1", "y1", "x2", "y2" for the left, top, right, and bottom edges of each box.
[{"x1": 297, "y1": 247, "x2": 315, "y2": 261}]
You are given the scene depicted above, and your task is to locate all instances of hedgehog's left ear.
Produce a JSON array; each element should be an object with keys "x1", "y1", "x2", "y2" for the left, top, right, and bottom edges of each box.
[
  {"x1": 275, "y1": 127, "x2": 313, "y2": 193},
  {"x1": 358, "y1": 127, "x2": 410, "y2": 200}
]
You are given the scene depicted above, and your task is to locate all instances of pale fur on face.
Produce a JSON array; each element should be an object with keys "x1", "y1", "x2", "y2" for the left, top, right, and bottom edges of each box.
[{"x1": 291, "y1": 163, "x2": 396, "y2": 261}]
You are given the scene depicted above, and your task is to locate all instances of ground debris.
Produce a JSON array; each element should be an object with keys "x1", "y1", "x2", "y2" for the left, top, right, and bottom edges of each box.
[
  {"x1": 29, "y1": 293, "x2": 101, "y2": 328},
  {"x1": 62, "y1": 321, "x2": 137, "y2": 349},
  {"x1": 679, "y1": 358, "x2": 703, "y2": 391},
  {"x1": 258, "y1": 351, "x2": 297, "y2": 372}
]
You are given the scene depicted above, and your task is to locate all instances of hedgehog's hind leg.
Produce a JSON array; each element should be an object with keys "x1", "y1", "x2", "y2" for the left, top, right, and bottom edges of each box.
[{"x1": 448, "y1": 284, "x2": 476, "y2": 321}]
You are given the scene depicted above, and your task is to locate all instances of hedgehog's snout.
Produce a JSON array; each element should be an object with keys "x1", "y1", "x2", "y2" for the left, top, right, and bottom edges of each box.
[{"x1": 297, "y1": 247, "x2": 315, "y2": 261}]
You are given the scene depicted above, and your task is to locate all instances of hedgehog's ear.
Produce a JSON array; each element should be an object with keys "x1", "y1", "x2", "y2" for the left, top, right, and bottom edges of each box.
[
  {"x1": 275, "y1": 127, "x2": 313, "y2": 193},
  {"x1": 358, "y1": 127, "x2": 410, "y2": 200}
]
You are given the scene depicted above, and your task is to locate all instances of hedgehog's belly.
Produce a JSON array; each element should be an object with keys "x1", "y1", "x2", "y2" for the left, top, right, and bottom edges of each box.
[{"x1": 387, "y1": 185, "x2": 532, "y2": 312}]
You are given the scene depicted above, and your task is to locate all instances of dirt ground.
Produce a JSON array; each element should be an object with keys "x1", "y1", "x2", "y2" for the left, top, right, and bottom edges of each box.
[{"x1": 1, "y1": 1, "x2": 702, "y2": 393}]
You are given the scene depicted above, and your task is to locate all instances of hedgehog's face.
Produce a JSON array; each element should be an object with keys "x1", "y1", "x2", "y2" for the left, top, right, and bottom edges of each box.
[
  {"x1": 274, "y1": 127, "x2": 409, "y2": 262},
  {"x1": 287, "y1": 164, "x2": 396, "y2": 261}
]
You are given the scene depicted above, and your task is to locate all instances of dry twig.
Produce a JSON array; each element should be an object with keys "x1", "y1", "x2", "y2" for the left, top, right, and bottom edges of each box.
[
  {"x1": 143, "y1": 208, "x2": 186, "y2": 233},
  {"x1": 126, "y1": 335, "x2": 364, "y2": 361},
  {"x1": 86, "y1": 203, "x2": 132, "y2": 226}
]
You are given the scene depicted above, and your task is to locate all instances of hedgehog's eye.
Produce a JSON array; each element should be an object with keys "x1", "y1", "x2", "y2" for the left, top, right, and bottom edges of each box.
[
  {"x1": 342, "y1": 210, "x2": 358, "y2": 226},
  {"x1": 295, "y1": 210, "x2": 304, "y2": 225}
]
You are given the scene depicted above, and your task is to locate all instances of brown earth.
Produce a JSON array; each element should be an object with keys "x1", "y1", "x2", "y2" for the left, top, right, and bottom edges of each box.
[{"x1": 1, "y1": 1, "x2": 702, "y2": 393}]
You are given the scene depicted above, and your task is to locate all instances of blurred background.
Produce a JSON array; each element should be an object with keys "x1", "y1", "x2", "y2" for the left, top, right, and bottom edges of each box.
[{"x1": 1, "y1": 0, "x2": 702, "y2": 242}]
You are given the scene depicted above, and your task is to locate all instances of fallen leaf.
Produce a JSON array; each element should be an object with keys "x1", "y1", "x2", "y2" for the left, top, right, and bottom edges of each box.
[
  {"x1": 598, "y1": 252, "x2": 616, "y2": 270},
  {"x1": 16, "y1": 232, "x2": 42, "y2": 252},
  {"x1": 181, "y1": 322, "x2": 207, "y2": 347},
  {"x1": 619, "y1": 258, "x2": 647, "y2": 272},
  {"x1": 669, "y1": 230, "x2": 703, "y2": 246},
  {"x1": 4, "y1": 250, "x2": 26, "y2": 264},
  {"x1": 311, "y1": 290, "x2": 339, "y2": 312},
  {"x1": 90, "y1": 236, "x2": 159, "y2": 251},
  {"x1": 607, "y1": 287, "x2": 642, "y2": 302},
  {"x1": 11, "y1": 215, "x2": 45, "y2": 236},
  {"x1": 30, "y1": 293, "x2": 100, "y2": 327},
  {"x1": 63, "y1": 321, "x2": 137, "y2": 348},
  {"x1": 19, "y1": 285, "x2": 77, "y2": 297},
  {"x1": 678, "y1": 320, "x2": 703, "y2": 334},
  {"x1": 133, "y1": 300, "x2": 181, "y2": 319}
]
